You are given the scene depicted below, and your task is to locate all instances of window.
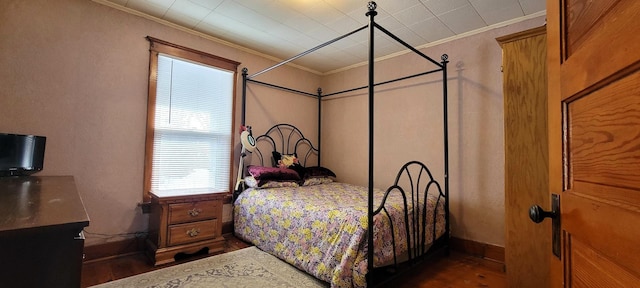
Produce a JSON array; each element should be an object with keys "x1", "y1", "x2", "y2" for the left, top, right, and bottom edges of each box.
[{"x1": 144, "y1": 37, "x2": 239, "y2": 201}]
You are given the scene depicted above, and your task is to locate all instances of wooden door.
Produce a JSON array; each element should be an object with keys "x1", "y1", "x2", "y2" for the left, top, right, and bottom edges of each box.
[
  {"x1": 497, "y1": 26, "x2": 550, "y2": 288},
  {"x1": 547, "y1": 0, "x2": 640, "y2": 286}
]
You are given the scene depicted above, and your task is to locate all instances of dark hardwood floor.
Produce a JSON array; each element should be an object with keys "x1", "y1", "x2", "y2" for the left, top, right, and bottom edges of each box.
[{"x1": 81, "y1": 234, "x2": 506, "y2": 288}]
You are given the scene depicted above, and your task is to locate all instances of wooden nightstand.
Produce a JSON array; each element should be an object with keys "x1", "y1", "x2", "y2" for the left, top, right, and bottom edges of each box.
[{"x1": 146, "y1": 190, "x2": 226, "y2": 266}]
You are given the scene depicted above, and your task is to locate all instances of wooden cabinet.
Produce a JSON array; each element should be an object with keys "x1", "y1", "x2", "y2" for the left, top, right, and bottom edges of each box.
[
  {"x1": 497, "y1": 26, "x2": 550, "y2": 288},
  {"x1": 146, "y1": 191, "x2": 226, "y2": 266},
  {"x1": 0, "y1": 176, "x2": 90, "y2": 288}
]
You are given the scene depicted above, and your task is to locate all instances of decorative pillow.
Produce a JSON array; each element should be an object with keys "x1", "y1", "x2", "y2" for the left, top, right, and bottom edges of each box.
[
  {"x1": 301, "y1": 177, "x2": 334, "y2": 186},
  {"x1": 244, "y1": 175, "x2": 260, "y2": 188},
  {"x1": 247, "y1": 165, "x2": 301, "y2": 186},
  {"x1": 288, "y1": 163, "x2": 307, "y2": 179},
  {"x1": 245, "y1": 176, "x2": 300, "y2": 188},
  {"x1": 304, "y1": 166, "x2": 337, "y2": 178}
]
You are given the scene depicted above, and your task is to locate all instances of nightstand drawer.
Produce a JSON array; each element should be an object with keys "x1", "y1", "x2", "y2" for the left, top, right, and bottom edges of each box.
[
  {"x1": 167, "y1": 219, "x2": 218, "y2": 246},
  {"x1": 168, "y1": 200, "x2": 220, "y2": 224}
]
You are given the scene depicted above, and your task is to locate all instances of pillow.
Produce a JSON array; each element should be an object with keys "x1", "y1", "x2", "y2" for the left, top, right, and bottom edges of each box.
[
  {"x1": 301, "y1": 177, "x2": 334, "y2": 186},
  {"x1": 299, "y1": 166, "x2": 337, "y2": 186},
  {"x1": 245, "y1": 176, "x2": 300, "y2": 188},
  {"x1": 247, "y1": 165, "x2": 301, "y2": 186},
  {"x1": 304, "y1": 166, "x2": 336, "y2": 178},
  {"x1": 288, "y1": 163, "x2": 307, "y2": 179},
  {"x1": 260, "y1": 181, "x2": 300, "y2": 188}
]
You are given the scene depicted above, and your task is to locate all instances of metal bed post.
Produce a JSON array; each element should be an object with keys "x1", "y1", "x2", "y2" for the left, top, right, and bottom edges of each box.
[
  {"x1": 441, "y1": 54, "x2": 450, "y2": 245},
  {"x1": 241, "y1": 68, "x2": 248, "y2": 126},
  {"x1": 366, "y1": 1, "x2": 377, "y2": 286},
  {"x1": 317, "y1": 88, "x2": 322, "y2": 166}
]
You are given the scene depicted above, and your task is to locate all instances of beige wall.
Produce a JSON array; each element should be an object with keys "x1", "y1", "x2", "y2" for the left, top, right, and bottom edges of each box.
[
  {"x1": 0, "y1": 0, "x2": 544, "y2": 248},
  {"x1": 320, "y1": 17, "x2": 545, "y2": 247},
  {"x1": 0, "y1": 0, "x2": 320, "y2": 246}
]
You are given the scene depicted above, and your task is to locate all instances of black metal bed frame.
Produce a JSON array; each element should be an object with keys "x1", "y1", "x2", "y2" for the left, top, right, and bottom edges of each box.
[{"x1": 238, "y1": 2, "x2": 449, "y2": 286}]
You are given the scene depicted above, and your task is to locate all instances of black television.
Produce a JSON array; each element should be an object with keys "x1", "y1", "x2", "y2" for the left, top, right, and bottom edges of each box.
[{"x1": 0, "y1": 133, "x2": 46, "y2": 177}]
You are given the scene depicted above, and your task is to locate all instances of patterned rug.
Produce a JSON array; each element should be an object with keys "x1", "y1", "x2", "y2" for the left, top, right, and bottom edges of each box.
[{"x1": 90, "y1": 247, "x2": 328, "y2": 288}]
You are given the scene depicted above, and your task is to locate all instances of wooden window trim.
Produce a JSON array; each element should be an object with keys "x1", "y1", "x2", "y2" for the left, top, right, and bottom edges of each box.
[{"x1": 143, "y1": 37, "x2": 240, "y2": 202}]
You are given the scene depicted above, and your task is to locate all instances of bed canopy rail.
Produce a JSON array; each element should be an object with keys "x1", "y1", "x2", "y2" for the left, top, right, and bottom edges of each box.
[
  {"x1": 246, "y1": 25, "x2": 368, "y2": 80},
  {"x1": 238, "y1": 2, "x2": 449, "y2": 287},
  {"x1": 323, "y1": 65, "x2": 446, "y2": 97}
]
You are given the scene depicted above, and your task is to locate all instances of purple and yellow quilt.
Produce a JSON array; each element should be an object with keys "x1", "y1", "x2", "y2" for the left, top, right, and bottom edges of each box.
[{"x1": 233, "y1": 182, "x2": 446, "y2": 287}]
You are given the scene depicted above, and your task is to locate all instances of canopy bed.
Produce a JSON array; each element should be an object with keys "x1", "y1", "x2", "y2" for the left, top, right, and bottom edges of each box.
[{"x1": 233, "y1": 2, "x2": 450, "y2": 287}]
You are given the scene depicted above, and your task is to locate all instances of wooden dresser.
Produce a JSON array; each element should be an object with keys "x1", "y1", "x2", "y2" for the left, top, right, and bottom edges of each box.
[
  {"x1": 146, "y1": 190, "x2": 226, "y2": 266},
  {"x1": 0, "y1": 176, "x2": 90, "y2": 288}
]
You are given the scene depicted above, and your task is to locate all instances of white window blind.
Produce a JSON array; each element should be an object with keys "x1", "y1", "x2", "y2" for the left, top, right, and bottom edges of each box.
[{"x1": 150, "y1": 54, "x2": 233, "y2": 193}]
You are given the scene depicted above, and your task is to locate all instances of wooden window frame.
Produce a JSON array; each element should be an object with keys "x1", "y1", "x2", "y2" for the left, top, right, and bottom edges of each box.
[{"x1": 144, "y1": 37, "x2": 240, "y2": 202}]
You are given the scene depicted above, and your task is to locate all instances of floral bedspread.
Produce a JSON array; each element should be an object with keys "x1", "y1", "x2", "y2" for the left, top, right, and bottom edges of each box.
[{"x1": 233, "y1": 182, "x2": 446, "y2": 287}]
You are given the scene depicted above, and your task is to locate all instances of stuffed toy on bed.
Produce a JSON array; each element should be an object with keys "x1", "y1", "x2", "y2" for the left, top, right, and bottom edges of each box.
[{"x1": 277, "y1": 154, "x2": 299, "y2": 169}]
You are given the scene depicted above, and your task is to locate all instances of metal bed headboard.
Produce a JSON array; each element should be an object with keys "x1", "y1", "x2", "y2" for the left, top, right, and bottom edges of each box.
[{"x1": 246, "y1": 123, "x2": 319, "y2": 169}]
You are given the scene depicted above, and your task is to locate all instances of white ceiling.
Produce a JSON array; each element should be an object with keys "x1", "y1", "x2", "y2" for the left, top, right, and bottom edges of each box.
[{"x1": 100, "y1": 0, "x2": 546, "y2": 74}]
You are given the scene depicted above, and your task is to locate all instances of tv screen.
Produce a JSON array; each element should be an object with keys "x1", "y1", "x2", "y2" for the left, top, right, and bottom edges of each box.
[{"x1": 0, "y1": 133, "x2": 46, "y2": 177}]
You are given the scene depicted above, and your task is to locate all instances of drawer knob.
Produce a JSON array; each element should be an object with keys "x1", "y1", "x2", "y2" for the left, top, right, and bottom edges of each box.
[
  {"x1": 187, "y1": 208, "x2": 202, "y2": 217},
  {"x1": 186, "y1": 228, "x2": 200, "y2": 237}
]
